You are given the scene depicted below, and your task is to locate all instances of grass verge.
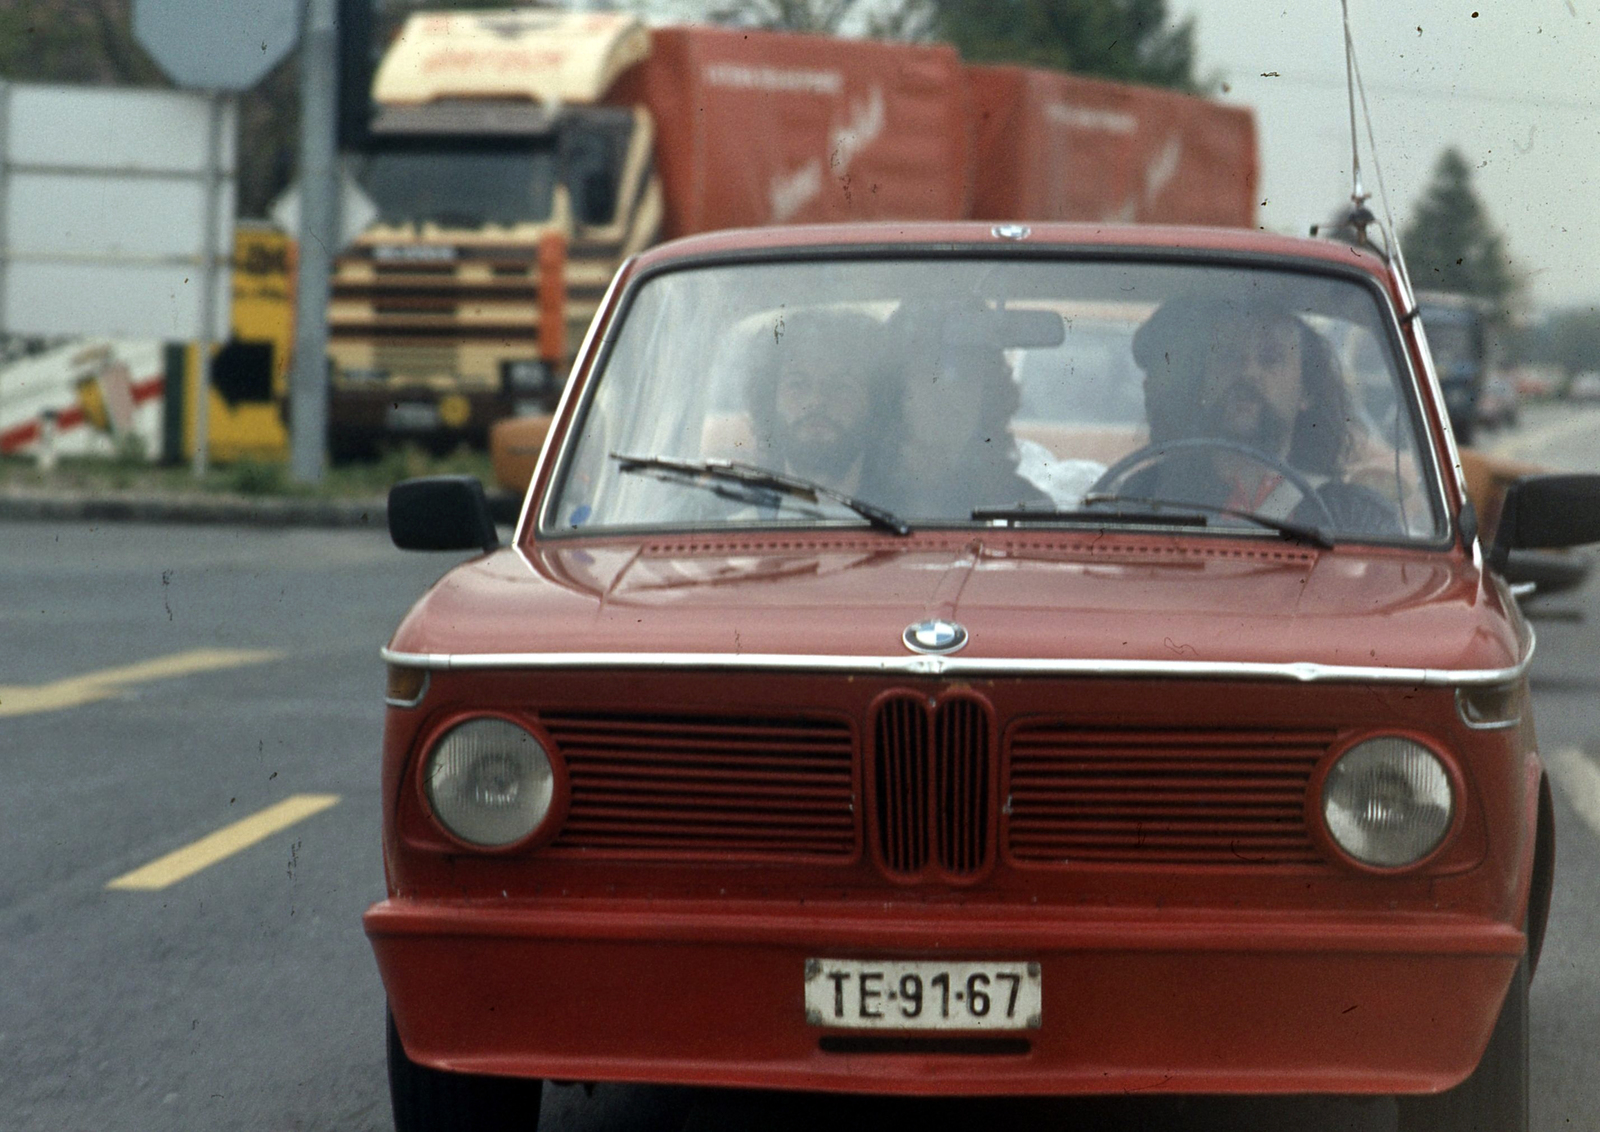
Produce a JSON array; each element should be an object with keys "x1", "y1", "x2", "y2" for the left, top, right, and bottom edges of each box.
[{"x1": 0, "y1": 444, "x2": 496, "y2": 500}]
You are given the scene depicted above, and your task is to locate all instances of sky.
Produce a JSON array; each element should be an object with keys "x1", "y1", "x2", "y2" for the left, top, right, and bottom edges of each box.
[{"x1": 1174, "y1": 0, "x2": 1600, "y2": 312}]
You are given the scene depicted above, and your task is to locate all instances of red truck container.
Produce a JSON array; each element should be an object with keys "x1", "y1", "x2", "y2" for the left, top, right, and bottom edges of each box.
[
  {"x1": 475, "y1": 20, "x2": 1261, "y2": 491},
  {"x1": 613, "y1": 26, "x2": 975, "y2": 237},
  {"x1": 967, "y1": 64, "x2": 1257, "y2": 227}
]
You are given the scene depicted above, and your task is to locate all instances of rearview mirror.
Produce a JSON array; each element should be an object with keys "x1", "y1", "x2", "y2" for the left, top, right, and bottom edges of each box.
[
  {"x1": 940, "y1": 308, "x2": 1066, "y2": 349},
  {"x1": 1487, "y1": 474, "x2": 1600, "y2": 574},
  {"x1": 388, "y1": 475, "x2": 500, "y2": 553}
]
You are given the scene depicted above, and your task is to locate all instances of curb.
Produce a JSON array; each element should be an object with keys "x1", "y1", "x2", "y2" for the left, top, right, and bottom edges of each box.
[{"x1": 0, "y1": 488, "x2": 388, "y2": 528}]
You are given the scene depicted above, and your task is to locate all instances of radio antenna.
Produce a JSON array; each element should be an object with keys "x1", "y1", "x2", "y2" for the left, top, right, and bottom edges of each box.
[
  {"x1": 1339, "y1": 0, "x2": 1418, "y2": 301},
  {"x1": 1341, "y1": 0, "x2": 1368, "y2": 213}
]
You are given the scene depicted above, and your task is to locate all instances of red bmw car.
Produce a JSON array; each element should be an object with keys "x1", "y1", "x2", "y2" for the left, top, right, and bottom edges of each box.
[{"x1": 370, "y1": 222, "x2": 1600, "y2": 1131}]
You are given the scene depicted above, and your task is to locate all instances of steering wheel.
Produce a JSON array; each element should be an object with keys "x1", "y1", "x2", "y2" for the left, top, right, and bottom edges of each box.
[{"x1": 1087, "y1": 437, "x2": 1339, "y2": 531}]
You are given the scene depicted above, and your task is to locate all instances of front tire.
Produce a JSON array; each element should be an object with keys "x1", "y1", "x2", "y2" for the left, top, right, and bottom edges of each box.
[
  {"x1": 1396, "y1": 955, "x2": 1528, "y2": 1132},
  {"x1": 387, "y1": 1010, "x2": 544, "y2": 1132}
]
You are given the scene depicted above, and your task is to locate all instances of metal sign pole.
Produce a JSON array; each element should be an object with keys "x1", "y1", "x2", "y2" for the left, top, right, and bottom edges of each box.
[
  {"x1": 290, "y1": 0, "x2": 338, "y2": 485},
  {"x1": 0, "y1": 83, "x2": 11, "y2": 338},
  {"x1": 191, "y1": 89, "x2": 225, "y2": 478}
]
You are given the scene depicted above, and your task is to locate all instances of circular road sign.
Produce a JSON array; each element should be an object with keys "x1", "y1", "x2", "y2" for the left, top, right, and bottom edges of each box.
[{"x1": 134, "y1": 0, "x2": 300, "y2": 91}]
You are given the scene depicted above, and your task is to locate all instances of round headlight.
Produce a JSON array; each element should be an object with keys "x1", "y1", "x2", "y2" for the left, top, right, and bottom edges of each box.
[
  {"x1": 1321, "y1": 737, "x2": 1454, "y2": 868},
  {"x1": 424, "y1": 717, "x2": 555, "y2": 847}
]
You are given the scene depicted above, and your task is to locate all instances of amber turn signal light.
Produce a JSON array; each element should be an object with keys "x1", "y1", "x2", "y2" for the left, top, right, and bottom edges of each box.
[
  {"x1": 386, "y1": 665, "x2": 430, "y2": 708},
  {"x1": 1456, "y1": 683, "x2": 1523, "y2": 730}
]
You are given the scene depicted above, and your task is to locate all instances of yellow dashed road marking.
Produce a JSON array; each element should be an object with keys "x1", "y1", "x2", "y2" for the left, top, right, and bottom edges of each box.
[
  {"x1": 0, "y1": 648, "x2": 283, "y2": 718},
  {"x1": 107, "y1": 794, "x2": 341, "y2": 891}
]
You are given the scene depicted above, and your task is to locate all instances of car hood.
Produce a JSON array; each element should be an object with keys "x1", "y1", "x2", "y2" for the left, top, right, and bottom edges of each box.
[{"x1": 387, "y1": 531, "x2": 1524, "y2": 677}]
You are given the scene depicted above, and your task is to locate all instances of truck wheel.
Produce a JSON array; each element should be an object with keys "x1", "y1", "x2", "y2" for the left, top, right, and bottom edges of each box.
[
  {"x1": 1395, "y1": 954, "x2": 1528, "y2": 1132},
  {"x1": 387, "y1": 1010, "x2": 543, "y2": 1132}
]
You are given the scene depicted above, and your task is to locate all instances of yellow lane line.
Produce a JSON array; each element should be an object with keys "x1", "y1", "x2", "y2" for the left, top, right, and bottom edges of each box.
[
  {"x1": 107, "y1": 794, "x2": 341, "y2": 891},
  {"x1": 0, "y1": 648, "x2": 284, "y2": 718}
]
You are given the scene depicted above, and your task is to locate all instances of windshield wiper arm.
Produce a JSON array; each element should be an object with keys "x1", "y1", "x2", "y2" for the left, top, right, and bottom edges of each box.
[
  {"x1": 973, "y1": 494, "x2": 1333, "y2": 549},
  {"x1": 1081, "y1": 492, "x2": 1335, "y2": 549},
  {"x1": 610, "y1": 453, "x2": 911, "y2": 536}
]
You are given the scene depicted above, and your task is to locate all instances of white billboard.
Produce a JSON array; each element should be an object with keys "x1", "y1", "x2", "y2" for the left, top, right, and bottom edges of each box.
[{"x1": 0, "y1": 83, "x2": 236, "y2": 341}]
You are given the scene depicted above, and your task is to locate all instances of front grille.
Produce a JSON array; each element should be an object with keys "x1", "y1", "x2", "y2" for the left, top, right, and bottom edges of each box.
[
  {"x1": 873, "y1": 696, "x2": 929, "y2": 873},
  {"x1": 544, "y1": 712, "x2": 856, "y2": 859},
  {"x1": 372, "y1": 343, "x2": 457, "y2": 377},
  {"x1": 372, "y1": 262, "x2": 456, "y2": 277},
  {"x1": 871, "y1": 694, "x2": 994, "y2": 879},
  {"x1": 935, "y1": 699, "x2": 991, "y2": 873},
  {"x1": 1006, "y1": 726, "x2": 1329, "y2": 866}
]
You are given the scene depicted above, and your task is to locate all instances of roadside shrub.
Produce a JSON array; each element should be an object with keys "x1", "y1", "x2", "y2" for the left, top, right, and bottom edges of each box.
[{"x1": 228, "y1": 457, "x2": 288, "y2": 496}]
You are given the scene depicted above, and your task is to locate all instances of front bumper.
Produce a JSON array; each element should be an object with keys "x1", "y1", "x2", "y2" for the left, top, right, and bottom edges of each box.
[{"x1": 367, "y1": 896, "x2": 1522, "y2": 1097}]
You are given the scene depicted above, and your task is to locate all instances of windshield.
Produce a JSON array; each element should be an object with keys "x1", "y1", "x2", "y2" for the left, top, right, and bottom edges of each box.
[
  {"x1": 355, "y1": 141, "x2": 557, "y2": 229},
  {"x1": 548, "y1": 258, "x2": 1445, "y2": 543}
]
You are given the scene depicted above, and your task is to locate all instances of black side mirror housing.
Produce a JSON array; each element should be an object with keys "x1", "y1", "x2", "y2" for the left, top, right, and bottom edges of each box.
[
  {"x1": 1488, "y1": 474, "x2": 1600, "y2": 573},
  {"x1": 388, "y1": 475, "x2": 500, "y2": 553}
]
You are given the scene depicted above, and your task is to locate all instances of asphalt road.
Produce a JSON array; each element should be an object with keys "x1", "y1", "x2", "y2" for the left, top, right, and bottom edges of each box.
[{"x1": 2, "y1": 404, "x2": 1598, "y2": 1132}]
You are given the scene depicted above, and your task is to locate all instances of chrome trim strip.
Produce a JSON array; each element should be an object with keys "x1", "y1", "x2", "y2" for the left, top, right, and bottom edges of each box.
[
  {"x1": 378, "y1": 639, "x2": 1533, "y2": 687},
  {"x1": 1407, "y1": 308, "x2": 1470, "y2": 526},
  {"x1": 1378, "y1": 267, "x2": 1456, "y2": 542},
  {"x1": 518, "y1": 260, "x2": 633, "y2": 542}
]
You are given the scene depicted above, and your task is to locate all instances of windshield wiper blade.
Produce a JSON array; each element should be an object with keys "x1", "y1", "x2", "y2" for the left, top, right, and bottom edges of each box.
[
  {"x1": 973, "y1": 495, "x2": 1333, "y2": 549},
  {"x1": 1080, "y1": 492, "x2": 1335, "y2": 549},
  {"x1": 610, "y1": 453, "x2": 911, "y2": 536}
]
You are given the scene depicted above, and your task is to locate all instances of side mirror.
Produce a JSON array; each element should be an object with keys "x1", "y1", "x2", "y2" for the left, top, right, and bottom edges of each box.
[
  {"x1": 1488, "y1": 474, "x2": 1600, "y2": 574},
  {"x1": 388, "y1": 475, "x2": 500, "y2": 553}
]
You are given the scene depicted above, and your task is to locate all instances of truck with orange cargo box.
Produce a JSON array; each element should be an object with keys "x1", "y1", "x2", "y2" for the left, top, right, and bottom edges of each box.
[{"x1": 328, "y1": 9, "x2": 1259, "y2": 465}]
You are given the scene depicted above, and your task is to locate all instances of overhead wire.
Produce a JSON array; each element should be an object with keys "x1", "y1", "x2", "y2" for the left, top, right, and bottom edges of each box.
[
  {"x1": 1341, "y1": 0, "x2": 1366, "y2": 206},
  {"x1": 1232, "y1": 73, "x2": 1600, "y2": 114}
]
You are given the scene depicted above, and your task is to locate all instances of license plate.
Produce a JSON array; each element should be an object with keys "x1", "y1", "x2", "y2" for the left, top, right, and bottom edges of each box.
[
  {"x1": 805, "y1": 959, "x2": 1041, "y2": 1030},
  {"x1": 386, "y1": 401, "x2": 439, "y2": 431}
]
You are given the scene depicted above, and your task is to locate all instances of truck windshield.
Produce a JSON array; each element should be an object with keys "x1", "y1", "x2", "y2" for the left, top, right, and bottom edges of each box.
[{"x1": 357, "y1": 141, "x2": 557, "y2": 229}]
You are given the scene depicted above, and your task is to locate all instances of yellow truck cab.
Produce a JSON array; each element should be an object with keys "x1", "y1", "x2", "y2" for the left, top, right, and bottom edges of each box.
[{"x1": 329, "y1": 10, "x2": 662, "y2": 458}]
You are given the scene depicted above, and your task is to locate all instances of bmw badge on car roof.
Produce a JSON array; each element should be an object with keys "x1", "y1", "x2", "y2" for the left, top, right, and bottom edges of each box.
[{"x1": 903, "y1": 619, "x2": 968, "y2": 655}]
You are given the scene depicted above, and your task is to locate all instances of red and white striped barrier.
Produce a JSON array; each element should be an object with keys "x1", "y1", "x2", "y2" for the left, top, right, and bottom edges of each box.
[{"x1": 0, "y1": 339, "x2": 164, "y2": 460}]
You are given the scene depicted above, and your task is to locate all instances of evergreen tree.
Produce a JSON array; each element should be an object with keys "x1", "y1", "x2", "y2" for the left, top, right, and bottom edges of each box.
[
  {"x1": 1402, "y1": 148, "x2": 1521, "y2": 312},
  {"x1": 919, "y1": 0, "x2": 1196, "y2": 89},
  {"x1": 700, "y1": 0, "x2": 867, "y2": 32}
]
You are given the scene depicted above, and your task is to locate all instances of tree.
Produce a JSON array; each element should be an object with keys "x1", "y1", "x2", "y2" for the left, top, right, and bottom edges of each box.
[
  {"x1": 692, "y1": 0, "x2": 896, "y2": 33},
  {"x1": 1402, "y1": 148, "x2": 1521, "y2": 314},
  {"x1": 917, "y1": 0, "x2": 1197, "y2": 89},
  {"x1": 0, "y1": 0, "x2": 163, "y2": 86}
]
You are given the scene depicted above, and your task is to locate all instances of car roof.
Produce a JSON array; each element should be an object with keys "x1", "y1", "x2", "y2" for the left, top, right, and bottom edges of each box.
[{"x1": 628, "y1": 221, "x2": 1398, "y2": 282}]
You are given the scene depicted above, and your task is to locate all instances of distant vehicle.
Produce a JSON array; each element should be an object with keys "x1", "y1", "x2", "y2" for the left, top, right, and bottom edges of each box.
[
  {"x1": 374, "y1": 219, "x2": 1600, "y2": 1132},
  {"x1": 1476, "y1": 375, "x2": 1519, "y2": 430},
  {"x1": 1511, "y1": 366, "x2": 1558, "y2": 400},
  {"x1": 1568, "y1": 371, "x2": 1600, "y2": 400},
  {"x1": 1415, "y1": 291, "x2": 1493, "y2": 446}
]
